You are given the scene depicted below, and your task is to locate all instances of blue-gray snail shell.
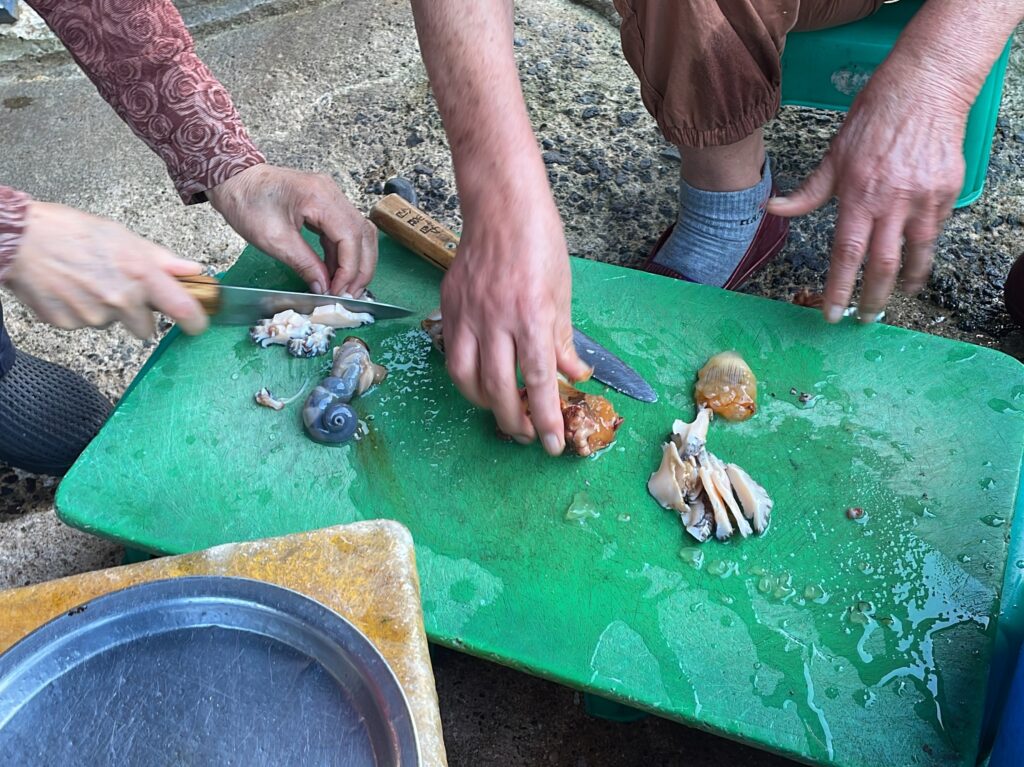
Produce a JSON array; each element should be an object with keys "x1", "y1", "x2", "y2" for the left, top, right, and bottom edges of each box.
[{"x1": 301, "y1": 337, "x2": 387, "y2": 445}]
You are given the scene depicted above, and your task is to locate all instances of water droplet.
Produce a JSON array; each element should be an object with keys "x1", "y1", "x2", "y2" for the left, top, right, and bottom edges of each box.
[
  {"x1": 979, "y1": 477, "x2": 996, "y2": 491},
  {"x1": 617, "y1": 513, "x2": 631, "y2": 523},
  {"x1": 678, "y1": 548, "x2": 704, "y2": 570},
  {"x1": 959, "y1": 554, "x2": 973, "y2": 564},
  {"x1": 689, "y1": 602, "x2": 704, "y2": 614},
  {"x1": 231, "y1": 372, "x2": 240, "y2": 380},
  {"x1": 720, "y1": 595, "x2": 735, "y2": 606},
  {"x1": 720, "y1": 615, "x2": 735, "y2": 628},
  {"x1": 855, "y1": 689, "x2": 878, "y2": 708},
  {"x1": 864, "y1": 350, "x2": 883, "y2": 362},
  {"x1": 1015, "y1": 560, "x2": 1024, "y2": 570},
  {"x1": 753, "y1": 662, "x2": 762, "y2": 670},
  {"x1": 565, "y1": 492, "x2": 599, "y2": 523},
  {"x1": 758, "y1": 576, "x2": 775, "y2": 594},
  {"x1": 804, "y1": 583, "x2": 824, "y2": 601},
  {"x1": 981, "y1": 514, "x2": 1005, "y2": 528},
  {"x1": 863, "y1": 388, "x2": 877, "y2": 398},
  {"x1": 825, "y1": 686, "x2": 840, "y2": 700}
]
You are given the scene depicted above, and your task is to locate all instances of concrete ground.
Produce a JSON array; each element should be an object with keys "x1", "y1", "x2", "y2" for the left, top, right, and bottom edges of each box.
[{"x1": 0, "y1": 1, "x2": 1021, "y2": 764}]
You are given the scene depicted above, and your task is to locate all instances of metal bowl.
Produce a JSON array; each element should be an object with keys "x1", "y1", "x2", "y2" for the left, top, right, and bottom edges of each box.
[{"x1": 0, "y1": 576, "x2": 420, "y2": 766}]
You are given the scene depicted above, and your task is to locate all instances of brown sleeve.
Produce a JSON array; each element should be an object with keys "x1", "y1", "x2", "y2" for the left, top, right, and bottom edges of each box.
[
  {"x1": 0, "y1": 187, "x2": 32, "y2": 283},
  {"x1": 26, "y1": 0, "x2": 266, "y2": 204}
]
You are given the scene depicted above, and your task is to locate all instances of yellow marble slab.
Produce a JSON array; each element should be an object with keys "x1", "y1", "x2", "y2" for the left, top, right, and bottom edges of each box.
[{"x1": 0, "y1": 519, "x2": 447, "y2": 767}]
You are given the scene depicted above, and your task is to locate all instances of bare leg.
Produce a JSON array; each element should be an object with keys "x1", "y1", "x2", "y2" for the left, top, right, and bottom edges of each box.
[{"x1": 679, "y1": 130, "x2": 766, "y2": 193}]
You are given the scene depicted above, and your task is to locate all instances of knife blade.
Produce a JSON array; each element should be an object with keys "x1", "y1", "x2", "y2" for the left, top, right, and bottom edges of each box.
[
  {"x1": 368, "y1": 191, "x2": 657, "y2": 403},
  {"x1": 177, "y1": 275, "x2": 413, "y2": 324},
  {"x1": 572, "y1": 327, "x2": 657, "y2": 403}
]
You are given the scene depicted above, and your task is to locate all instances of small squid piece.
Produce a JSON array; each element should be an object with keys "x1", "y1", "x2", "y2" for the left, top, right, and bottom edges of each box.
[
  {"x1": 302, "y1": 337, "x2": 388, "y2": 445},
  {"x1": 309, "y1": 302, "x2": 374, "y2": 329},
  {"x1": 726, "y1": 463, "x2": 773, "y2": 534},
  {"x1": 648, "y1": 442, "x2": 694, "y2": 514},
  {"x1": 287, "y1": 324, "x2": 335, "y2": 358},
  {"x1": 670, "y1": 406, "x2": 711, "y2": 458},
  {"x1": 694, "y1": 351, "x2": 757, "y2": 422}
]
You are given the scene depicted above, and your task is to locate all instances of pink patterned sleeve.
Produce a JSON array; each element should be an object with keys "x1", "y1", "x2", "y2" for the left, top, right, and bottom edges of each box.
[
  {"x1": 0, "y1": 187, "x2": 32, "y2": 283},
  {"x1": 26, "y1": 0, "x2": 266, "y2": 204}
]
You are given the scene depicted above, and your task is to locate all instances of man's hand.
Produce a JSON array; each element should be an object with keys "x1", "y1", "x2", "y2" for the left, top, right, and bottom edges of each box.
[
  {"x1": 6, "y1": 202, "x2": 208, "y2": 338},
  {"x1": 769, "y1": 0, "x2": 1024, "y2": 324},
  {"x1": 768, "y1": 65, "x2": 968, "y2": 323},
  {"x1": 443, "y1": 192, "x2": 590, "y2": 454},
  {"x1": 208, "y1": 164, "x2": 378, "y2": 297}
]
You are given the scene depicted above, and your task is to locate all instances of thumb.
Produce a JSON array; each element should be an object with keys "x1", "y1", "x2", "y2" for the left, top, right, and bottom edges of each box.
[
  {"x1": 555, "y1": 322, "x2": 592, "y2": 383},
  {"x1": 767, "y1": 155, "x2": 836, "y2": 218},
  {"x1": 268, "y1": 230, "x2": 332, "y2": 294}
]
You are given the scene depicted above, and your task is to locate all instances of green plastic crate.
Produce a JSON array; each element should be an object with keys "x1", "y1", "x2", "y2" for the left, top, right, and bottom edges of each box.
[{"x1": 780, "y1": 0, "x2": 1013, "y2": 208}]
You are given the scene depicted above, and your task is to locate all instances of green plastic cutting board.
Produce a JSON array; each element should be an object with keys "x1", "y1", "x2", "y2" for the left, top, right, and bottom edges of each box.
[{"x1": 57, "y1": 235, "x2": 1024, "y2": 766}]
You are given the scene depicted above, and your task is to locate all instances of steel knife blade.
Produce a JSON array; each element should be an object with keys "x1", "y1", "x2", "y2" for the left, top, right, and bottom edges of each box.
[
  {"x1": 573, "y1": 327, "x2": 657, "y2": 403},
  {"x1": 178, "y1": 276, "x2": 413, "y2": 324}
]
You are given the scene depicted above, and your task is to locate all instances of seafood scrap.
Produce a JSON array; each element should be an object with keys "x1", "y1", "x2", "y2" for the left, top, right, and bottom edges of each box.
[
  {"x1": 647, "y1": 406, "x2": 772, "y2": 542},
  {"x1": 512, "y1": 377, "x2": 624, "y2": 457},
  {"x1": 254, "y1": 377, "x2": 311, "y2": 411},
  {"x1": 694, "y1": 351, "x2": 757, "y2": 422},
  {"x1": 250, "y1": 292, "x2": 376, "y2": 358},
  {"x1": 421, "y1": 310, "x2": 622, "y2": 456},
  {"x1": 287, "y1": 324, "x2": 334, "y2": 358},
  {"x1": 421, "y1": 309, "x2": 444, "y2": 354},
  {"x1": 302, "y1": 337, "x2": 388, "y2": 445}
]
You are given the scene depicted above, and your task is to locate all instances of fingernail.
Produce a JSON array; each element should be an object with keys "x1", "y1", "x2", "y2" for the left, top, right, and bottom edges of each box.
[
  {"x1": 512, "y1": 434, "x2": 531, "y2": 445},
  {"x1": 311, "y1": 281, "x2": 325, "y2": 295},
  {"x1": 542, "y1": 434, "x2": 562, "y2": 455},
  {"x1": 824, "y1": 303, "x2": 844, "y2": 323},
  {"x1": 768, "y1": 196, "x2": 786, "y2": 206}
]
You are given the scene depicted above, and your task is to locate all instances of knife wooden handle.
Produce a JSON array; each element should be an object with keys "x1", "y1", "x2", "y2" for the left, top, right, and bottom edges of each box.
[
  {"x1": 176, "y1": 274, "x2": 222, "y2": 315},
  {"x1": 369, "y1": 194, "x2": 459, "y2": 272}
]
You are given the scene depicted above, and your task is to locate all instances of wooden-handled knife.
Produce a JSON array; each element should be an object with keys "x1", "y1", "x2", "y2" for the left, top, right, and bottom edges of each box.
[
  {"x1": 369, "y1": 193, "x2": 657, "y2": 403},
  {"x1": 176, "y1": 274, "x2": 413, "y2": 324}
]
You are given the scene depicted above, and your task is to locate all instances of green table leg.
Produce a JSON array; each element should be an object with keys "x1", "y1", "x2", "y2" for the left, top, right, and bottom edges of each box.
[
  {"x1": 122, "y1": 548, "x2": 155, "y2": 565},
  {"x1": 583, "y1": 693, "x2": 648, "y2": 723}
]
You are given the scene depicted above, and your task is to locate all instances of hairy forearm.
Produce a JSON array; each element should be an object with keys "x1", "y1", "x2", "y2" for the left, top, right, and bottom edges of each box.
[
  {"x1": 409, "y1": 0, "x2": 549, "y2": 219},
  {"x1": 886, "y1": 0, "x2": 1023, "y2": 113}
]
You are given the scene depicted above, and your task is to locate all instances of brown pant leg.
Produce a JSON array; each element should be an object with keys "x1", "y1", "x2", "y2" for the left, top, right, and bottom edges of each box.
[{"x1": 615, "y1": 0, "x2": 885, "y2": 148}]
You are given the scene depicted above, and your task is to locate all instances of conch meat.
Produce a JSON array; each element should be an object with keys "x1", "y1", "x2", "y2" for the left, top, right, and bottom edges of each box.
[
  {"x1": 301, "y1": 337, "x2": 388, "y2": 445},
  {"x1": 647, "y1": 405, "x2": 772, "y2": 542},
  {"x1": 694, "y1": 351, "x2": 757, "y2": 421},
  {"x1": 421, "y1": 310, "x2": 622, "y2": 456}
]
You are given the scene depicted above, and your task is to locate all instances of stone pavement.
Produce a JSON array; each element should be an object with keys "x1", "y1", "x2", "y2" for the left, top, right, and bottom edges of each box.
[{"x1": 0, "y1": 1, "x2": 1021, "y2": 764}]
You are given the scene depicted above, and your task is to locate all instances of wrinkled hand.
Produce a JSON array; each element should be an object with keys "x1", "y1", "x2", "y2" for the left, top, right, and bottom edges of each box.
[
  {"x1": 442, "y1": 195, "x2": 590, "y2": 455},
  {"x1": 768, "y1": 65, "x2": 969, "y2": 323},
  {"x1": 208, "y1": 164, "x2": 378, "y2": 296},
  {"x1": 5, "y1": 202, "x2": 207, "y2": 337}
]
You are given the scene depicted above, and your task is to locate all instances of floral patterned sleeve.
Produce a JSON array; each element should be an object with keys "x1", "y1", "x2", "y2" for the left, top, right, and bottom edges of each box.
[
  {"x1": 26, "y1": 0, "x2": 266, "y2": 205},
  {"x1": 0, "y1": 187, "x2": 32, "y2": 283}
]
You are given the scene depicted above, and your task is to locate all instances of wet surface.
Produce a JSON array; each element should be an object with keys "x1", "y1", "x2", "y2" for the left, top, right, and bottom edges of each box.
[{"x1": 0, "y1": 1, "x2": 1022, "y2": 764}]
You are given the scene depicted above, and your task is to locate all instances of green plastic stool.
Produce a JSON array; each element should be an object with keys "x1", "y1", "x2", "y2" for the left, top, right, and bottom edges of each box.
[{"x1": 780, "y1": 0, "x2": 1013, "y2": 208}]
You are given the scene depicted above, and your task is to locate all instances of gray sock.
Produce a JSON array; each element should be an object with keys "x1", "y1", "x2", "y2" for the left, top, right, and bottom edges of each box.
[{"x1": 653, "y1": 156, "x2": 773, "y2": 287}]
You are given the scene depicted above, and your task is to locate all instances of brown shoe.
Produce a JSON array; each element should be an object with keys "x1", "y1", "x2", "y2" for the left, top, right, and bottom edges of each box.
[
  {"x1": 640, "y1": 198, "x2": 790, "y2": 291},
  {"x1": 1006, "y1": 252, "x2": 1024, "y2": 326}
]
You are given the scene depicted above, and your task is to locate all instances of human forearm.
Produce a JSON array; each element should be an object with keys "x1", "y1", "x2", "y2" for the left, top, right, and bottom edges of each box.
[
  {"x1": 409, "y1": 0, "x2": 549, "y2": 217},
  {"x1": 26, "y1": 0, "x2": 264, "y2": 204},
  {"x1": 883, "y1": 0, "x2": 1023, "y2": 115}
]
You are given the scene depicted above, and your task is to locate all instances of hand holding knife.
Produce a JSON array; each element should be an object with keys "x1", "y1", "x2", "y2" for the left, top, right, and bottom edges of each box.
[{"x1": 368, "y1": 192, "x2": 656, "y2": 403}]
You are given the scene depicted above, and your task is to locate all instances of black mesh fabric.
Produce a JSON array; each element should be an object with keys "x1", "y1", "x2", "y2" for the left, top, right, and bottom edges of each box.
[
  {"x1": 0, "y1": 349, "x2": 112, "y2": 476},
  {"x1": 0, "y1": 300, "x2": 13, "y2": 378}
]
